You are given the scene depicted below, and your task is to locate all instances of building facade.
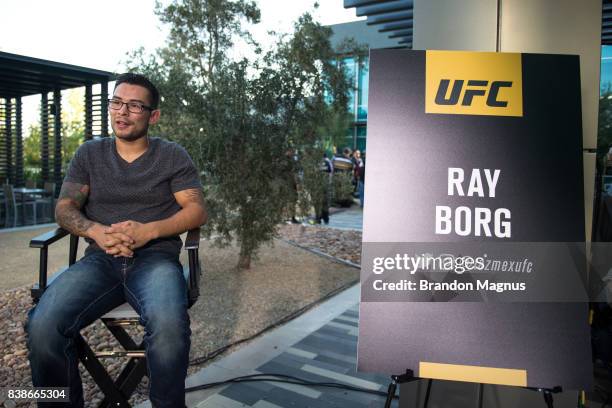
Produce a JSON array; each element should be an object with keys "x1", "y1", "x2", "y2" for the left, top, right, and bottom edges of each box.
[{"x1": 329, "y1": 20, "x2": 402, "y2": 153}]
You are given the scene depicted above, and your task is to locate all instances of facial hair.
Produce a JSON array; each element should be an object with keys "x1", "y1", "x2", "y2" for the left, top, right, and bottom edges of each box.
[
  {"x1": 116, "y1": 131, "x2": 147, "y2": 142},
  {"x1": 113, "y1": 123, "x2": 149, "y2": 142}
]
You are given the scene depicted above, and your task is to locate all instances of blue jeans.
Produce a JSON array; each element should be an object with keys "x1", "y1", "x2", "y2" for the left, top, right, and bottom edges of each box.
[{"x1": 26, "y1": 248, "x2": 190, "y2": 407}]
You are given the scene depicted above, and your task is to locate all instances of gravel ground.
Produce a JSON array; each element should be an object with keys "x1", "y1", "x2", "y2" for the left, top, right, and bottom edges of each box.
[
  {"x1": 277, "y1": 223, "x2": 362, "y2": 265},
  {"x1": 0, "y1": 224, "x2": 362, "y2": 407}
]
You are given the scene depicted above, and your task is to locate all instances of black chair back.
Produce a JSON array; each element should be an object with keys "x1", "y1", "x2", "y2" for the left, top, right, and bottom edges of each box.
[
  {"x1": 2, "y1": 185, "x2": 16, "y2": 228},
  {"x1": 3, "y1": 184, "x2": 15, "y2": 204},
  {"x1": 44, "y1": 182, "x2": 55, "y2": 194}
]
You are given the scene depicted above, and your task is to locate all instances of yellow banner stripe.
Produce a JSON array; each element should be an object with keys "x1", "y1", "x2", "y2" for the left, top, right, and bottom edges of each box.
[
  {"x1": 419, "y1": 362, "x2": 527, "y2": 387},
  {"x1": 425, "y1": 50, "x2": 523, "y2": 117}
]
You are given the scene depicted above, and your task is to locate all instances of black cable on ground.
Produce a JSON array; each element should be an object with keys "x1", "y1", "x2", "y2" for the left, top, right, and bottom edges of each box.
[
  {"x1": 189, "y1": 238, "x2": 360, "y2": 367},
  {"x1": 185, "y1": 373, "x2": 397, "y2": 400}
]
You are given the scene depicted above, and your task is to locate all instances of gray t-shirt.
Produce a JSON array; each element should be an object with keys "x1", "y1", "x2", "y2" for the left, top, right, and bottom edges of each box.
[{"x1": 64, "y1": 136, "x2": 202, "y2": 255}]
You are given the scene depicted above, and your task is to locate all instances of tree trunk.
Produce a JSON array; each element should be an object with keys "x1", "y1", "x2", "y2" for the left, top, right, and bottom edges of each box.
[{"x1": 238, "y1": 253, "x2": 251, "y2": 269}]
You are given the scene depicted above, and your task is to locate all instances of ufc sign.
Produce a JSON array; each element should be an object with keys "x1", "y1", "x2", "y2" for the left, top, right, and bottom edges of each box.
[
  {"x1": 434, "y1": 80, "x2": 513, "y2": 107},
  {"x1": 425, "y1": 51, "x2": 523, "y2": 117}
]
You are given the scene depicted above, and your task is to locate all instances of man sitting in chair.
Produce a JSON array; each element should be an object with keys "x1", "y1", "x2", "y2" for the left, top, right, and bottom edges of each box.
[{"x1": 26, "y1": 73, "x2": 207, "y2": 407}]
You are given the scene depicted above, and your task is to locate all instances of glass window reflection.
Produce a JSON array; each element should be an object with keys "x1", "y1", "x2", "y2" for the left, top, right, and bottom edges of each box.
[{"x1": 357, "y1": 57, "x2": 369, "y2": 121}]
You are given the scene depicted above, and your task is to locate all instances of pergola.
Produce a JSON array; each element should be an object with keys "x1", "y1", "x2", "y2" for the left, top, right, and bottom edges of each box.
[
  {"x1": 0, "y1": 51, "x2": 115, "y2": 195},
  {"x1": 343, "y1": 0, "x2": 413, "y2": 48}
]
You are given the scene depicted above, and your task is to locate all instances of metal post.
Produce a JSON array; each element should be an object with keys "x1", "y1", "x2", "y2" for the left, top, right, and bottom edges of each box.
[
  {"x1": 477, "y1": 383, "x2": 484, "y2": 408},
  {"x1": 424, "y1": 378, "x2": 433, "y2": 408},
  {"x1": 100, "y1": 81, "x2": 109, "y2": 137},
  {"x1": 85, "y1": 84, "x2": 93, "y2": 140},
  {"x1": 5, "y1": 98, "x2": 12, "y2": 185},
  {"x1": 41, "y1": 93, "x2": 49, "y2": 183},
  {"x1": 15, "y1": 97, "x2": 23, "y2": 187},
  {"x1": 0, "y1": 98, "x2": 6, "y2": 184},
  {"x1": 53, "y1": 89, "x2": 62, "y2": 197},
  {"x1": 69, "y1": 234, "x2": 79, "y2": 265},
  {"x1": 39, "y1": 247, "x2": 48, "y2": 291}
]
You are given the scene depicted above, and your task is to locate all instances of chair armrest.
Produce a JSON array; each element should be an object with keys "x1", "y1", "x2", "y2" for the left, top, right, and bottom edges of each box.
[
  {"x1": 29, "y1": 228, "x2": 72, "y2": 302},
  {"x1": 30, "y1": 228, "x2": 69, "y2": 248},
  {"x1": 183, "y1": 227, "x2": 201, "y2": 308},
  {"x1": 184, "y1": 227, "x2": 201, "y2": 250}
]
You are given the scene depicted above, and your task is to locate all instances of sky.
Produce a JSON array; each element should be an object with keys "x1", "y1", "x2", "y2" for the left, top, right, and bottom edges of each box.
[{"x1": 0, "y1": 0, "x2": 363, "y2": 129}]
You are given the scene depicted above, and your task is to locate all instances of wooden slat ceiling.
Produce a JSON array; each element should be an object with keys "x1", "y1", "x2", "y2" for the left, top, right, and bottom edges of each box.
[
  {"x1": 0, "y1": 51, "x2": 115, "y2": 98},
  {"x1": 603, "y1": 0, "x2": 612, "y2": 45},
  {"x1": 345, "y1": 0, "x2": 413, "y2": 48}
]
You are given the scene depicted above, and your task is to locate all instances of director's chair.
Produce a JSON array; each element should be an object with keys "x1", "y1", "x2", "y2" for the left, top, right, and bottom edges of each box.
[{"x1": 29, "y1": 227, "x2": 202, "y2": 408}]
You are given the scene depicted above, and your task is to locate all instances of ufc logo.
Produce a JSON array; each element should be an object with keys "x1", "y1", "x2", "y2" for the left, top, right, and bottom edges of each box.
[{"x1": 434, "y1": 79, "x2": 513, "y2": 107}]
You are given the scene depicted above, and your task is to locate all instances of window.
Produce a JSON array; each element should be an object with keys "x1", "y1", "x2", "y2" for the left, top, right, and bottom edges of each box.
[
  {"x1": 602, "y1": 46, "x2": 612, "y2": 93},
  {"x1": 356, "y1": 126, "x2": 366, "y2": 152},
  {"x1": 343, "y1": 126, "x2": 354, "y2": 150},
  {"x1": 357, "y1": 57, "x2": 369, "y2": 121},
  {"x1": 342, "y1": 57, "x2": 356, "y2": 114}
]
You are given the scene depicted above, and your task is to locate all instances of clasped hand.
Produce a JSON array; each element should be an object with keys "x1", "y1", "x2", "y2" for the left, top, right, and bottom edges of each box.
[{"x1": 97, "y1": 221, "x2": 155, "y2": 257}]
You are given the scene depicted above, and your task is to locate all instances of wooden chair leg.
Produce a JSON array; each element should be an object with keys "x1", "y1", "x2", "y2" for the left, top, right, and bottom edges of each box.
[
  {"x1": 103, "y1": 321, "x2": 140, "y2": 351},
  {"x1": 76, "y1": 321, "x2": 152, "y2": 408},
  {"x1": 76, "y1": 334, "x2": 132, "y2": 408},
  {"x1": 99, "y1": 358, "x2": 147, "y2": 408}
]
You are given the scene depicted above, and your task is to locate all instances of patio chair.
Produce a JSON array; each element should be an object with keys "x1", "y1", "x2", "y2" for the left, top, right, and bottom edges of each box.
[
  {"x1": 0, "y1": 189, "x2": 5, "y2": 227},
  {"x1": 3, "y1": 184, "x2": 37, "y2": 227},
  {"x1": 29, "y1": 227, "x2": 202, "y2": 407},
  {"x1": 32, "y1": 182, "x2": 56, "y2": 223}
]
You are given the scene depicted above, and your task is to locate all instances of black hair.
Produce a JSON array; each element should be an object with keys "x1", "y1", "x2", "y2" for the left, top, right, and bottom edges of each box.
[{"x1": 114, "y1": 73, "x2": 160, "y2": 109}]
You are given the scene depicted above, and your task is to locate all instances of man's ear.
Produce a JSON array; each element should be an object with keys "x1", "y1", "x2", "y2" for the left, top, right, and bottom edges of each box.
[{"x1": 149, "y1": 109, "x2": 160, "y2": 125}]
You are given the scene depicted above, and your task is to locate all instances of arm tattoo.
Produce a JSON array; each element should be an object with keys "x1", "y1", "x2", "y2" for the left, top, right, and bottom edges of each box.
[
  {"x1": 58, "y1": 181, "x2": 90, "y2": 207},
  {"x1": 56, "y1": 182, "x2": 94, "y2": 236},
  {"x1": 183, "y1": 188, "x2": 205, "y2": 206}
]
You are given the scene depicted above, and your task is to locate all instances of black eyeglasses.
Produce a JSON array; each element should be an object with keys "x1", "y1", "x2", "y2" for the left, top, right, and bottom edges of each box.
[{"x1": 108, "y1": 99, "x2": 154, "y2": 114}]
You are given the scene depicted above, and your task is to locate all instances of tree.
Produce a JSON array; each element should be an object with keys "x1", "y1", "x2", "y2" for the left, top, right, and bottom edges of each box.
[
  {"x1": 24, "y1": 122, "x2": 84, "y2": 182},
  {"x1": 24, "y1": 89, "x2": 86, "y2": 182},
  {"x1": 598, "y1": 88, "x2": 612, "y2": 171},
  {"x1": 155, "y1": 0, "x2": 260, "y2": 92},
  {"x1": 128, "y1": 2, "x2": 355, "y2": 268}
]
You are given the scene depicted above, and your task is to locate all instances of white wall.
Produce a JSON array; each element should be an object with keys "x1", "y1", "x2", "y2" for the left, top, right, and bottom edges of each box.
[
  {"x1": 500, "y1": 0, "x2": 601, "y2": 150},
  {"x1": 413, "y1": 0, "x2": 498, "y2": 51}
]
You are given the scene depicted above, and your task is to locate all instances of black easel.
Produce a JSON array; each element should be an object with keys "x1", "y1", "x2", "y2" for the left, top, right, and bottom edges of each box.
[
  {"x1": 384, "y1": 372, "x2": 563, "y2": 408},
  {"x1": 526, "y1": 386, "x2": 563, "y2": 408},
  {"x1": 384, "y1": 370, "x2": 423, "y2": 408}
]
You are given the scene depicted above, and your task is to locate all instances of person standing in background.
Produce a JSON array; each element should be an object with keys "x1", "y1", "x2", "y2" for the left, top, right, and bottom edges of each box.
[
  {"x1": 315, "y1": 151, "x2": 334, "y2": 224},
  {"x1": 357, "y1": 152, "x2": 365, "y2": 208}
]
